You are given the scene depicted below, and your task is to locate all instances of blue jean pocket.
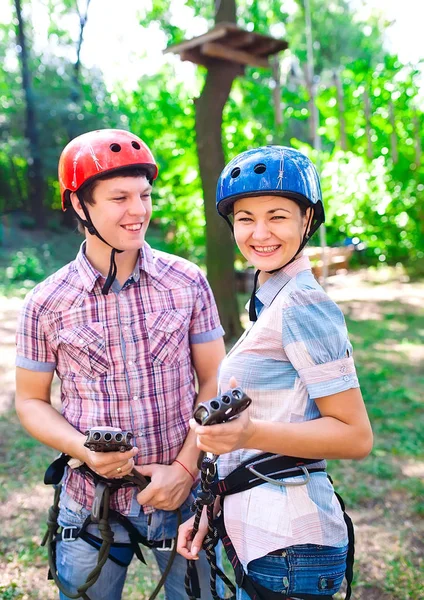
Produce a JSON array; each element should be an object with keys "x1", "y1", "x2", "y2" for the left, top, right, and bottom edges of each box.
[
  {"x1": 289, "y1": 544, "x2": 347, "y2": 596},
  {"x1": 246, "y1": 544, "x2": 348, "y2": 597},
  {"x1": 247, "y1": 555, "x2": 290, "y2": 593},
  {"x1": 57, "y1": 492, "x2": 91, "y2": 528}
]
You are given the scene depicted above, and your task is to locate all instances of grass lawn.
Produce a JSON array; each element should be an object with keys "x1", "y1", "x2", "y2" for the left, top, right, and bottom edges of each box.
[{"x1": 0, "y1": 220, "x2": 423, "y2": 599}]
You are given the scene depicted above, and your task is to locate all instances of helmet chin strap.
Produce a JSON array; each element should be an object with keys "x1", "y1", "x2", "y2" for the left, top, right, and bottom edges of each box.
[
  {"x1": 248, "y1": 210, "x2": 314, "y2": 322},
  {"x1": 76, "y1": 194, "x2": 123, "y2": 295}
]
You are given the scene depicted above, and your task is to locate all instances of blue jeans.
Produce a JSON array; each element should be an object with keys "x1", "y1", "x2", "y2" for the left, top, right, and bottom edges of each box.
[
  {"x1": 56, "y1": 489, "x2": 217, "y2": 600},
  {"x1": 236, "y1": 544, "x2": 348, "y2": 599}
]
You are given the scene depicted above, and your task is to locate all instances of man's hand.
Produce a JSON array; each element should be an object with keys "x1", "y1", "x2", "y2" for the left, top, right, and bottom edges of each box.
[
  {"x1": 135, "y1": 463, "x2": 194, "y2": 510},
  {"x1": 82, "y1": 445, "x2": 138, "y2": 479}
]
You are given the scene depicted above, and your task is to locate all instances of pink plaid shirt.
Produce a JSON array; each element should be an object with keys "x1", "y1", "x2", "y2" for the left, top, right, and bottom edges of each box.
[{"x1": 16, "y1": 242, "x2": 224, "y2": 515}]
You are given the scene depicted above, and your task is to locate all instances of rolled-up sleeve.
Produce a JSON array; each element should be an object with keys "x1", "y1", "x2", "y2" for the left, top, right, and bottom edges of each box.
[
  {"x1": 16, "y1": 293, "x2": 56, "y2": 372},
  {"x1": 282, "y1": 288, "x2": 359, "y2": 398},
  {"x1": 189, "y1": 269, "x2": 225, "y2": 344}
]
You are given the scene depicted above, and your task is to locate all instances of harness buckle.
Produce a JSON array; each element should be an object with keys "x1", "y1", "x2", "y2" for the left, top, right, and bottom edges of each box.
[
  {"x1": 61, "y1": 526, "x2": 79, "y2": 542},
  {"x1": 156, "y1": 538, "x2": 175, "y2": 552},
  {"x1": 246, "y1": 463, "x2": 311, "y2": 487}
]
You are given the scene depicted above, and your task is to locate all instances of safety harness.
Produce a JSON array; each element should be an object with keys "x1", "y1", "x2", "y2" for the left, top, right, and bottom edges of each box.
[
  {"x1": 41, "y1": 453, "x2": 180, "y2": 600},
  {"x1": 186, "y1": 452, "x2": 354, "y2": 600}
]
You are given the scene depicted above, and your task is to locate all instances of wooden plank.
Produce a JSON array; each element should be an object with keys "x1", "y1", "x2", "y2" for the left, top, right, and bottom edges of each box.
[
  {"x1": 225, "y1": 32, "x2": 257, "y2": 49},
  {"x1": 164, "y1": 26, "x2": 228, "y2": 55},
  {"x1": 253, "y1": 39, "x2": 288, "y2": 56},
  {"x1": 201, "y1": 42, "x2": 270, "y2": 68}
]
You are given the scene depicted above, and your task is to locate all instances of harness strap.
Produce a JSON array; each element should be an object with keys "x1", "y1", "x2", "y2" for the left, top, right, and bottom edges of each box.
[
  {"x1": 210, "y1": 453, "x2": 325, "y2": 498},
  {"x1": 42, "y1": 483, "x2": 114, "y2": 600},
  {"x1": 187, "y1": 453, "x2": 353, "y2": 600},
  {"x1": 42, "y1": 455, "x2": 178, "y2": 600},
  {"x1": 216, "y1": 511, "x2": 336, "y2": 600}
]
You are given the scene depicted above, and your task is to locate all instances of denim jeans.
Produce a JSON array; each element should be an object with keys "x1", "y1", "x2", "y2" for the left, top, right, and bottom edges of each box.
[
  {"x1": 56, "y1": 489, "x2": 216, "y2": 600},
  {"x1": 236, "y1": 544, "x2": 348, "y2": 599}
]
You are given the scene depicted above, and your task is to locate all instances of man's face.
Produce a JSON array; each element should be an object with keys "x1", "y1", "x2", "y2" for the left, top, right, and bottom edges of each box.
[{"x1": 84, "y1": 175, "x2": 152, "y2": 251}]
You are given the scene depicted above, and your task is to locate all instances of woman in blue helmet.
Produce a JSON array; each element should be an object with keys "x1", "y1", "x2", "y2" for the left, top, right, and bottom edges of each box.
[{"x1": 178, "y1": 146, "x2": 373, "y2": 600}]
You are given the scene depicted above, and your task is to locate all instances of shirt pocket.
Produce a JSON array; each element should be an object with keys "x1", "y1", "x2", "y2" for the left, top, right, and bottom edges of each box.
[
  {"x1": 58, "y1": 322, "x2": 109, "y2": 378},
  {"x1": 145, "y1": 309, "x2": 189, "y2": 365}
]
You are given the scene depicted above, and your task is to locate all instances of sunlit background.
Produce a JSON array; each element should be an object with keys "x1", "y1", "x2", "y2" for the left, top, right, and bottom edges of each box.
[{"x1": 0, "y1": 3, "x2": 423, "y2": 599}]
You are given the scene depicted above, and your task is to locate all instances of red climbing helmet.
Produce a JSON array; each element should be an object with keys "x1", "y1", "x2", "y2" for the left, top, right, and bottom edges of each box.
[{"x1": 58, "y1": 129, "x2": 158, "y2": 210}]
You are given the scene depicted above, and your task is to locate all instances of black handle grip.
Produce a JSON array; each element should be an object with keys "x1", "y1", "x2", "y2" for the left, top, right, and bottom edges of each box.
[
  {"x1": 84, "y1": 427, "x2": 133, "y2": 453},
  {"x1": 194, "y1": 387, "x2": 252, "y2": 426},
  {"x1": 194, "y1": 387, "x2": 252, "y2": 468},
  {"x1": 83, "y1": 427, "x2": 150, "y2": 491}
]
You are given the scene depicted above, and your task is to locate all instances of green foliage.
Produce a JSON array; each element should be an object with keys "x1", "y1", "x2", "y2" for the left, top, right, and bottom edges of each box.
[
  {"x1": 6, "y1": 249, "x2": 46, "y2": 282},
  {"x1": 385, "y1": 553, "x2": 424, "y2": 599},
  {"x1": 0, "y1": 584, "x2": 23, "y2": 600},
  {"x1": 1, "y1": 0, "x2": 423, "y2": 272},
  {"x1": 329, "y1": 300, "x2": 424, "y2": 516}
]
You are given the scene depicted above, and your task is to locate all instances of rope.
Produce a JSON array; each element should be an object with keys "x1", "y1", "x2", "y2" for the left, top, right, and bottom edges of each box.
[
  {"x1": 42, "y1": 481, "x2": 179, "y2": 600},
  {"x1": 42, "y1": 485, "x2": 114, "y2": 600},
  {"x1": 185, "y1": 457, "x2": 236, "y2": 600}
]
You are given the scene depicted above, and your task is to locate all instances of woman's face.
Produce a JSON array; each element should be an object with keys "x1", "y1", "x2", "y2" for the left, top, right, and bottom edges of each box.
[{"x1": 233, "y1": 195, "x2": 310, "y2": 273}]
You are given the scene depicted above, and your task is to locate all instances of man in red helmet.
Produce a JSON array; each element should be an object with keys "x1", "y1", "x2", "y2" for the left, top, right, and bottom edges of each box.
[{"x1": 15, "y1": 129, "x2": 225, "y2": 599}]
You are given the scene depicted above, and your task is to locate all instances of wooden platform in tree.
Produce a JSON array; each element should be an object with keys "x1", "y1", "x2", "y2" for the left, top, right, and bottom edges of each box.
[{"x1": 164, "y1": 22, "x2": 288, "y2": 69}]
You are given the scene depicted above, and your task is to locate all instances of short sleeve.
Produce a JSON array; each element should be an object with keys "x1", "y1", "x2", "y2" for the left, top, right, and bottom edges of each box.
[
  {"x1": 15, "y1": 292, "x2": 56, "y2": 372},
  {"x1": 189, "y1": 269, "x2": 225, "y2": 344},
  {"x1": 282, "y1": 288, "x2": 359, "y2": 398}
]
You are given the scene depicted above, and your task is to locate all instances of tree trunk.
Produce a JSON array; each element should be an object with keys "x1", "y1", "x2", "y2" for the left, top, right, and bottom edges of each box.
[
  {"x1": 272, "y1": 56, "x2": 283, "y2": 141},
  {"x1": 388, "y1": 99, "x2": 398, "y2": 164},
  {"x1": 195, "y1": 0, "x2": 243, "y2": 340},
  {"x1": 14, "y1": 0, "x2": 45, "y2": 228},
  {"x1": 333, "y1": 70, "x2": 347, "y2": 151},
  {"x1": 196, "y1": 60, "x2": 243, "y2": 340},
  {"x1": 363, "y1": 88, "x2": 373, "y2": 160},
  {"x1": 62, "y1": 0, "x2": 91, "y2": 229},
  {"x1": 413, "y1": 111, "x2": 422, "y2": 165}
]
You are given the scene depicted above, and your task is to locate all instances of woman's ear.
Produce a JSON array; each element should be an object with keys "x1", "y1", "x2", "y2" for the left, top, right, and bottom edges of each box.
[{"x1": 303, "y1": 207, "x2": 313, "y2": 238}]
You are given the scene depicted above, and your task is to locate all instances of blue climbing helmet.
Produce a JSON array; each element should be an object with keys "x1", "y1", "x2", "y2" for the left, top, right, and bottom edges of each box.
[{"x1": 216, "y1": 145, "x2": 325, "y2": 238}]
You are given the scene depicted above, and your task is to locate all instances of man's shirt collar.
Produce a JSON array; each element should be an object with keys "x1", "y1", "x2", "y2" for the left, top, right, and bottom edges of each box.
[{"x1": 75, "y1": 241, "x2": 159, "y2": 292}]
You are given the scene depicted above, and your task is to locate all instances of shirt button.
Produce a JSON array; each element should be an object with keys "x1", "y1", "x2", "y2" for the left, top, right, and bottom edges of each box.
[
  {"x1": 128, "y1": 360, "x2": 133, "y2": 366},
  {"x1": 343, "y1": 375, "x2": 350, "y2": 381},
  {"x1": 79, "y1": 339, "x2": 84, "y2": 345},
  {"x1": 124, "y1": 326, "x2": 129, "y2": 331},
  {"x1": 340, "y1": 366, "x2": 346, "y2": 373},
  {"x1": 133, "y1": 395, "x2": 139, "y2": 401}
]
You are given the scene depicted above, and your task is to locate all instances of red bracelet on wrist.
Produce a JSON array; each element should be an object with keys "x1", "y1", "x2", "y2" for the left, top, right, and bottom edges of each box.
[{"x1": 174, "y1": 459, "x2": 196, "y2": 482}]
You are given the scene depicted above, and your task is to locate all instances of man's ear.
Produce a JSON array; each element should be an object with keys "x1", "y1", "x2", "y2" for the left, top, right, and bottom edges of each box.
[{"x1": 69, "y1": 192, "x2": 85, "y2": 220}]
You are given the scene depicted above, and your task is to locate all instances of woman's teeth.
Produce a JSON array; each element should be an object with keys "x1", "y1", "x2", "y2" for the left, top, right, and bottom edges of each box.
[{"x1": 253, "y1": 245, "x2": 279, "y2": 253}]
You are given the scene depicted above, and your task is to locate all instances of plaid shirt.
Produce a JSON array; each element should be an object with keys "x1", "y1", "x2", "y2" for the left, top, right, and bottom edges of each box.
[
  {"x1": 218, "y1": 255, "x2": 358, "y2": 567},
  {"x1": 16, "y1": 242, "x2": 224, "y2": 515}
]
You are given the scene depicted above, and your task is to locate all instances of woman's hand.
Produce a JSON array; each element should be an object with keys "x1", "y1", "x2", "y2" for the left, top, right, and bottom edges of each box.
[
  {"x1": 177, "y1": 509, "x2": 208, "y2": 560},
  {"x1": 191, "y1": 376, "x2": 255, "y2": 455},
  {"x1": 190, "y1": 407, "x2": 255, "y2": 454}
]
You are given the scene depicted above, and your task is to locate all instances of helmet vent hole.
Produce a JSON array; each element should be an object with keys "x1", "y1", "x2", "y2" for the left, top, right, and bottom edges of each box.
[
  {"x1": 254, "y1": 163, "x2": 266, "y2": 174},
  {"x1": 231, "y1": 167, "x2": 241, "y2": 178},
  {"x1": 110, "y1": 143, "x2": 121, "y2": 153},
  {"x1": 131, "y1": 141, "x2": 141, "y2": 150}
]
